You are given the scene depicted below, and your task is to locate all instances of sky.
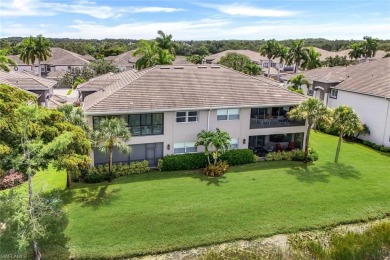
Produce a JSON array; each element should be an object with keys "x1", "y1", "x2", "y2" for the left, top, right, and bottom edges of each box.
[{"x1": 0, "y1": 0, "x2": 389, "y2": 40}]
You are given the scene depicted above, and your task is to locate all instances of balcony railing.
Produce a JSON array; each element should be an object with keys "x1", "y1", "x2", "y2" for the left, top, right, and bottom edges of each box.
[{"x1": 250, "y1": 117, "x2": 305, "y2": 129}]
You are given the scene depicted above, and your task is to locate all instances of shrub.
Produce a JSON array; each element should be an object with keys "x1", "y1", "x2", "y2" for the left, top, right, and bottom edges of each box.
[
  {"x1": 363, "y1": 140, "x2": 390, "y2": 153},
  {"x1": 0, "y1": 171, "x2": 25, "y2": 190},
  {"x1": 82, "y1": 161, "x2": 149, "y2": 183},
  {"x1": 265, "y1": 149, "x2": 319, "y2": 162},
  {"x1": 161, "y1": 153, "x2": 208, "y2": 171},
  {"x1": 203, "y1": 161, "x2": 229, "y2": 177},
  {"x1": 220, "y1": 149, "x2": 255, "y2": 165}
]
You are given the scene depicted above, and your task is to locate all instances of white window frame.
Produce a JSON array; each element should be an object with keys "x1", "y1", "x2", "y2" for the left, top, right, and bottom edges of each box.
[
  {"x1": 330, "y1": 88, "x2": 338, "y2": 99},
  {"x1": 217, "y1": 108, "x2": 240, "y2": 121},
  {"x1": 230, "y1": 138, "x2": 239, "y2": 149},
  {"x1": 174, "y1": 142, "x2": 197, "y2": 154},
  {"x1": 176, "y1": 111, "x2": 199, "y2": 123}
]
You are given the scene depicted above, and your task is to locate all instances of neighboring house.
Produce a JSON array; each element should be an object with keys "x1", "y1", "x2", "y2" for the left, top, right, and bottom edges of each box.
[
  {"x1": 283, "y1": 59, "x2": 390, "y2": 146},
  {"x1": 310, "y1": 47, "x2": 387, "y2": 62},
  {"x1": 204, "y1": 50, "x2": 294, "y2": 72},
  {"x1": 82, "y1": 64, "x2": 307, "y2": 166},
  {"x1": 0, "y1": 70, "x2": 56, "y2": 107},
  {"x1": 8, "y1": 47, "x2": 93, "y2": 78}
]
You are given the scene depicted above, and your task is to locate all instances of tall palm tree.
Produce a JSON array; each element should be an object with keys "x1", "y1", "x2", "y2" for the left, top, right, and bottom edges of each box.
[
  {"x1": 156, "y1": 30, "x2": 176, "y2": 55},
  {"x1": 276, "y1": 44, "x2": 290, "y2": 81},
  {"x1": 348, "y1": 43, "x2": 363, "y2": 61},
  {"x1": 93, "y1": 117, "x2": 131, "y2": 180},
  {"x1": 0, "y1": 49, "x2": 17, "y2": 72},
  {"x1": 362, "y1": 36, "x2": 378, "y2": 60},
  {"x1": 19, "y1": 35, "x2": 51, "y2": 77},
  {"x1": 211, "y1": 128, "x2": 231, "y2": 165},
  {"x1": 288, "y1": 98, "x2": 332, "y2": 163},
  {"x1": 259, "y1": 39, "x2": 278, "y2": 78},
  {"x1": 301, "y1": 46, "x2": 322, "y2": 70},
  {"x1": 195, "y1": 130, "x2": 216, "y2": 165},
  {"x1": 288, "y1": 39, "x2": 307, "y2": 73},
  {"x1": 332, "y1": 106, "x2": 363, "y2": 163},
  {"x1": 133, "y1": 40, "x2": 159, "y2": 70}
]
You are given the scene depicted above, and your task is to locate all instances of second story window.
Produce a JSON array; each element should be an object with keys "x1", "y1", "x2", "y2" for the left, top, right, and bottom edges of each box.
[
  {"x1": 176, "y1": 111, "x2": 199, "y2": 123},
  {"x1": 129, "y1": 113, "x2": 164, "y2": 136},
  {"x1": 330, "y1": 89, "x2": 338, "y2": 99},
  {"x1": 217, "y1": 109, "x2": 240, "y2": 121}
]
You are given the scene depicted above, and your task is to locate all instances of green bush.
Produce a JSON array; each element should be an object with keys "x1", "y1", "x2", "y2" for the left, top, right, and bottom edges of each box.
[
  {"x1": 203, "y1": 161, "x2": 229, "y2": 177},
  {"x1": 265, "y1": 149, "x2": 319, "y2": 162},
  {"x1": 160, "y1": 153, "x2": 208, "y2": 171},
  {"x1": 220, "y1": 149, "x2": 255, "y2": 165},
  {"x1": 82, "y1": 161, "x2": 149, "y2": 183},
  {"x1": 363, "y1": 140, "x2": 390, "y2": 153}
]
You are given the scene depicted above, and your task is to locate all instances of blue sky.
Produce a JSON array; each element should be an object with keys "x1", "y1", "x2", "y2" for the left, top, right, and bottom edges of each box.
[{"x1": 0, "y1": 0, "x2": 389, "y2": 40}]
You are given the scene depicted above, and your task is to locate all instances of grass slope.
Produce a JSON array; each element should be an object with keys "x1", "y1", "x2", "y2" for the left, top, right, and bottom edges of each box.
[{"x1": 61, "y1": 132, "x2": 390, "y2": 258}]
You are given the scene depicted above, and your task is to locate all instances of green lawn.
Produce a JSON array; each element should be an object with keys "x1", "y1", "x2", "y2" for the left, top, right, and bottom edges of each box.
[{"x1": 11, "y1": 132, "x2": 390, "y2": 258}]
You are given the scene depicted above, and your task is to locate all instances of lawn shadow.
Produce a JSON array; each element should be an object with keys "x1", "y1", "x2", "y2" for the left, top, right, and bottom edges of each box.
[
  {"x1": 286, "y1": 162, "x2": 361, "y2": 184},
  {"x1": 190, "y1": 172, "x2": 228, "y2": 186},
  {"x1": 62, "y1": 184, "x2": 120, "y2": 210}
]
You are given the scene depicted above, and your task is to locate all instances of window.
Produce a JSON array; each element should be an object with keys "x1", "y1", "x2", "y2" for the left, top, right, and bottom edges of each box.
[
  {"x1": 272, "y1": 107, "x2": 289, "y2": 117},
  {"x1": 176, "y1": 111, "x2": 199, "y2": 123},
  {"x1": 129, "y1": 113, "x2": 164, "y2": 136},
  {"x1": 217, "y1": 109, "x2": 240, "y2": 120},
  {"x1": 330, "y1": 89, "x2": 338, "y2": 99},
  {"x1": 174, "y1": 142, "x2": 197, "y2": 154},
  {"x1": 270, "y1": 134, "x2": 292, "y2": 143},
  {"x1": 230, "y1": 138, "x2": 238, "y2": 149}
]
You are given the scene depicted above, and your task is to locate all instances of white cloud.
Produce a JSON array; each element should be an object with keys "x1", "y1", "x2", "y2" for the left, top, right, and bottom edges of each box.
[
  {"x1": 203, "y1": 3, "x2": 298, "y2": 17},
  {"x1": 0, "y1": 0, "x2": 184, "y2": 18}
]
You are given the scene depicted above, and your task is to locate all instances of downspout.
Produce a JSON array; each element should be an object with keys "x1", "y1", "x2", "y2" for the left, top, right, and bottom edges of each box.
[
  {"x1": 207, "y1": 109, "x2": 211, "y2": 131},
  {"x1": 382, "y1": 97, "x2": 390, "y2": 145}
]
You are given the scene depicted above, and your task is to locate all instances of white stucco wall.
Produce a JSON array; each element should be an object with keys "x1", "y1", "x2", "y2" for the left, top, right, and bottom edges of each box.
[{"x1": 327, "y1": 90, "x2": 390, "y2": 146}]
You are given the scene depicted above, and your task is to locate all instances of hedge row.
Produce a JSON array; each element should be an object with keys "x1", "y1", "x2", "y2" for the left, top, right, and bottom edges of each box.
[
  {"x1": 160, "y1": 149, "x2": 255, "y2": 171},
  {"x1": 362, "y1": 140, "x2": 390, "y2": 153},
  {"x1": 265, "y1": 149, "x2": 319, "y2": 162},
  {"x1": 81, "y1": 161, "x2": 149, "y2": 183}
]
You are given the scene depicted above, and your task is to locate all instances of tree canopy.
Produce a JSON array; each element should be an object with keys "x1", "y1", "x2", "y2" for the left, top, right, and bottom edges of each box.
[{"x1": 218, "y1": 52, "x2": 261, "y2": 76}]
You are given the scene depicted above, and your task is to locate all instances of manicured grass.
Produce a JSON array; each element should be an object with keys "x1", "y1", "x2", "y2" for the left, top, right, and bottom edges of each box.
[{"x1": 58, "y1": 132, "x2": 390, "y2": 259}]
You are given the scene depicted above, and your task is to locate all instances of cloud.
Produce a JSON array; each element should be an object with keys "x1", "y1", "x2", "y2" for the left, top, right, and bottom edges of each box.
[
  {"x1": 202, "y1": 3, "x2": 298, "y2": 17},
  {"x1": 0, "y1": 0, "x2": 184, "y2": 18}
]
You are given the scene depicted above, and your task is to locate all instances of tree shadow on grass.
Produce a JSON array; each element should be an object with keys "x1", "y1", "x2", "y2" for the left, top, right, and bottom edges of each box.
[
  {"x1": 190, "y1": 172, "x2": 228, "y2": 186},
  {"x1": 61, "y1": 184, "x2": 120, "y2": 210},
  {"x1": 286, "y1": 162, "x2": 361, "y2": 184}
]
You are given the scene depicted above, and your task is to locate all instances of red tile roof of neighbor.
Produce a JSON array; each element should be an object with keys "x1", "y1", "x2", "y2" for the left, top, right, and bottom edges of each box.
[{"x1": 83, "y1": 64, "x2": 306, "y2": 114}]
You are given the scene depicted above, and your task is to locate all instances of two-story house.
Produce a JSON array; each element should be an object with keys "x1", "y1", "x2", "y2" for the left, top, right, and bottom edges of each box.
[
  {"x1": 8, "y1": 47, "x2": 93, "y2": 78},
  {"x1": 81, "y1": 65, "x2": 307, "y2": 166}
]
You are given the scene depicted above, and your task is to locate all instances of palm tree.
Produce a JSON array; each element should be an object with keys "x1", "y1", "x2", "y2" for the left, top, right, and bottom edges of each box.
[
  {"x1": 348, "y1": 43, "x2": 363, "y2": 61},
  {"x1": 288, "y1": 98, "x2": 332, "y2": 163},
  {"x1": 362, "y1": 36, "x2": 378, "y2": 60},
  {"x1": 133, "y1": 40, "x2": 159, "y2": 70},
  {"x1": 93, "y1": 117, "x2": 132, "y2": 181},
  {"x1": 0, "y1": 49, "x2": 16, "y2": 72},
  {"x1": 288, "y1": 39, "x2": 307, "y2": 73},
  {"x1": 57, "y1": 104, "x2": 89, "y2": 132},
  {"x1": 276, "y1": 44, "x2": 290, "y2": 81},
  {"x1": 332, "y1": 106, "x2": 363, "y2": 163},
  {"x1": 259, "y1": 39, "x2": 278, "y2": 78},
  {"x1": 19, "y1": 35, "x2": 51, "y2": 77},
  {"x1": 287, "y1": 74, "x2": 310, "y2": 91},
  {"x1": 156, "y1": 30, "x2": 176, "y2": 55},
  {"x1": 195, "y1": 128, "x2": 231, "y2": 165},
  {"x1": 154, "y1": 49, "x2": 174, "y2": 65},
  {"x1": 301, "y1": 46, "x2": 322, "y2": 70}
]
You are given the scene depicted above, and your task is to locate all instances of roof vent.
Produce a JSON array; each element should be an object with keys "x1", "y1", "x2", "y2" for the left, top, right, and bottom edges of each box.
[
  {"x1": 160, "y1": 67, "x2": 170, "y2": 69},
  {"x1": 211, "y1": 65, "x2": 220, "y2": 69},
  {"x1": 174, "y1": 66, "x2": 184, "y2": 69},
  {"x1": 197, "y1": 65, "x2": 207, "y2": 69}
]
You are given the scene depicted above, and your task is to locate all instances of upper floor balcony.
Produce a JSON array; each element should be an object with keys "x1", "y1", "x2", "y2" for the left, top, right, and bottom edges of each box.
[{"x1": 249, "y1": 107, "x2": 305, "y2": 129}]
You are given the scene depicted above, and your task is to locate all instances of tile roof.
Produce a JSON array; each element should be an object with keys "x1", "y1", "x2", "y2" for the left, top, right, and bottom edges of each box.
[
  {"x1": 309, "y1": 47, "x2": 388, "y2": 61},
  {"x1": 83, "y1": 65, "x2": 306, "y2": 114},
  {"x1": 104, "y1": 50, "x2": 139, "y2": 66},
  {"x1": 8, "y1": 47, "x2": 91, "y2": 66},
  {"x1": 77, "y1": 70, "x2": 141, "y2": 91},
  {"x1": 0, "y1": 71, "x2": 56, "y2": 90},
  {"x1": 281, "y1": 66, "x2": 349, "y2": 83},
  {"x1": 205, "y1": 50, "x2": 276, "y2": 64},
  {"x1": 334, "y1": 58, "x2": 390, "y2": 98}
]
